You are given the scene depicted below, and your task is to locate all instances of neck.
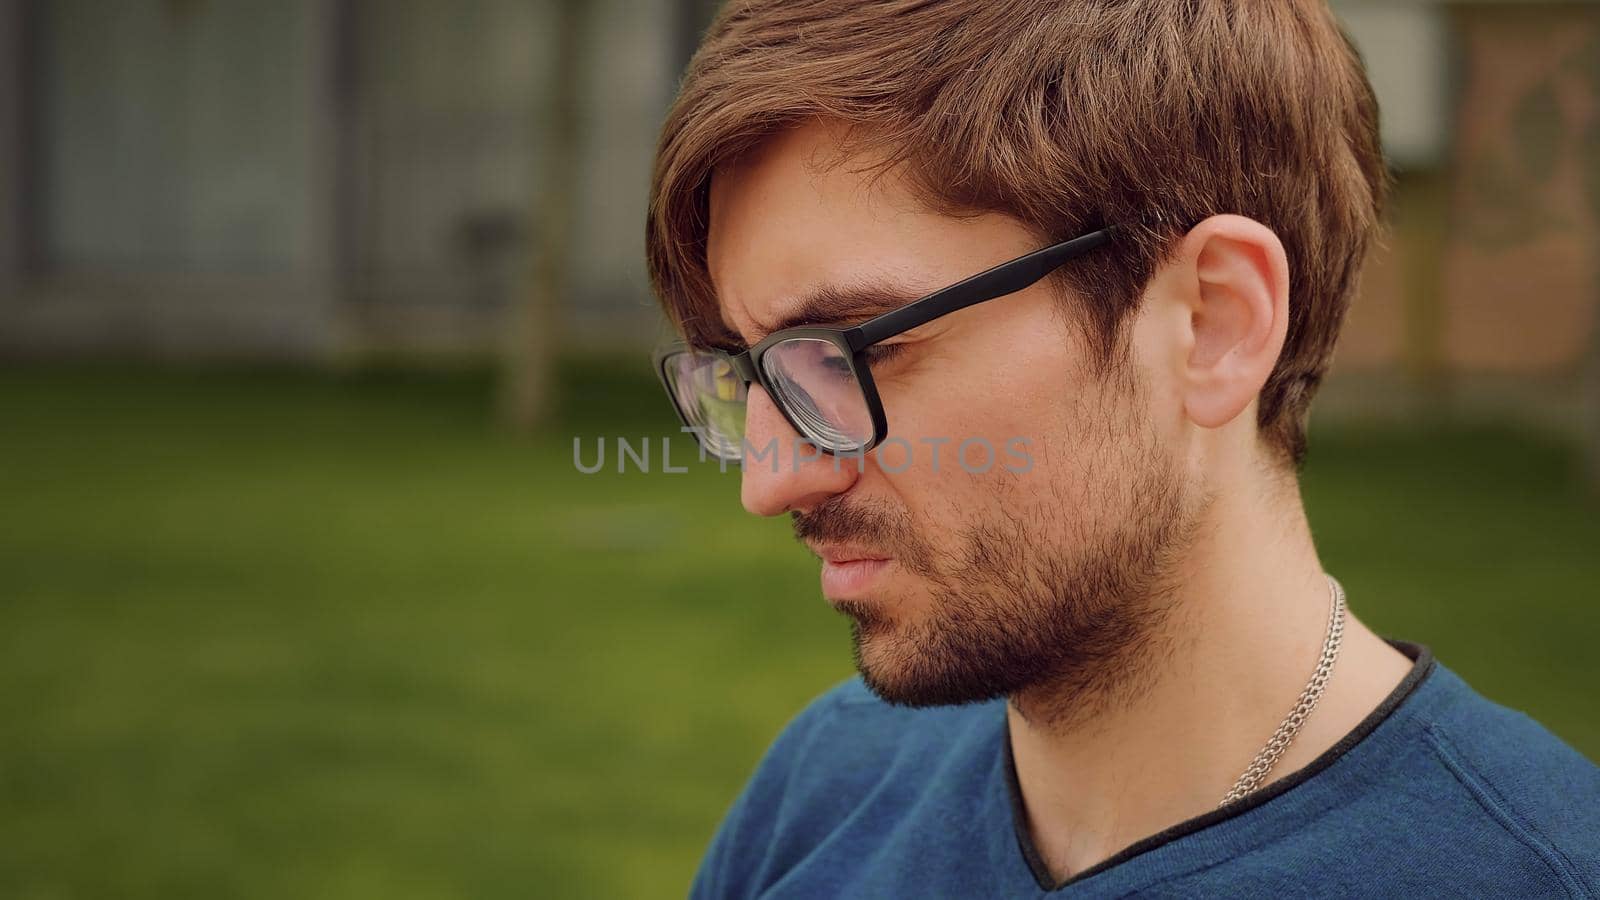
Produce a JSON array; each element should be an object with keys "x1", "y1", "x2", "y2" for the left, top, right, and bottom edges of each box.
[{"x1": 1006, "y1": 462, "x2": 1412, "y2": 884}]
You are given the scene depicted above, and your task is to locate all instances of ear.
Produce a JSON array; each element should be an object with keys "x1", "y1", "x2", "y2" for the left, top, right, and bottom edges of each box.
[{"x1": 1170, "y1": 215, "x2": 1290, "y2": 430}]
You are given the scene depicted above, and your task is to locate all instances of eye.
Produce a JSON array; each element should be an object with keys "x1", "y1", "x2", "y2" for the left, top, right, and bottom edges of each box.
[
  {"x1": 820, "y1": 353, "x2": 855, "y2": 378},
  {"x1": 861, "y1": 343, "x2": 908, "y2": 366}
]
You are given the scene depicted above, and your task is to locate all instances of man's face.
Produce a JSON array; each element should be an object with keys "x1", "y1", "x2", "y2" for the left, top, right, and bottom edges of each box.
[{"x1": 706, "y1": 122, "x2": 1205, "y2": 713}]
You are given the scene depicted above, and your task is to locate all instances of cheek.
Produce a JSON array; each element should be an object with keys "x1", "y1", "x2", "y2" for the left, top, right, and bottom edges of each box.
[
  {"x1": 861, "y1": 378, "x2": 1084, "y2": 544},
  {"x1": 867, "y1": 382, "x2": 1037, "y2": 482},
  {"x1": 860, "y1": 449, "x2": 1026, "y2": 579},
  {"x1": 861, "y1": 296, "x2": 1119, "y2": 517},
  {"x1": 873, "y1": 340, "x2": 1082, "y2": 461}
]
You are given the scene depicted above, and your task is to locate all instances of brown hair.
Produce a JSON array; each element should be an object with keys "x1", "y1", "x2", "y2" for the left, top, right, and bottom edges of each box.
[{"x1": 647, "y1": 0, "x2": 1389, "y2": 468}]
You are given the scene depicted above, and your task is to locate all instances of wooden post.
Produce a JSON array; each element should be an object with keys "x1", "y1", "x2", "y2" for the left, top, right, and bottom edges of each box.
[
  {"x1": 500, "y1": 0, "x2": 588, "y2": 432},
  {"x1": 1581, "y1": 32, "x2": 1600, "y2": 493},
  {"x1": 0, "y1": 0, "x2": 23, "y2": 299}
]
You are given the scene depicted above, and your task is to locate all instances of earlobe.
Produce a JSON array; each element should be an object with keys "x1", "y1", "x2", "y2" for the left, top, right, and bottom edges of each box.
[{"x1": 1179, "y1": 215, "x2": 1290, "y2": 430}]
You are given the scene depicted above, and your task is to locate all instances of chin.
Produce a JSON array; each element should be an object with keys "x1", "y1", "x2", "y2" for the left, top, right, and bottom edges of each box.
[{"x1": 849, "y1": 623, "x2": 1000, "y2": 708}]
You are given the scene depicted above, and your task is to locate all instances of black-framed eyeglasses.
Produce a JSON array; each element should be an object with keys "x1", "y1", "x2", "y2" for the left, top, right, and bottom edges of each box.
[{"x1": 653, "y1": 226, "x2": 1117, "y2": 463}]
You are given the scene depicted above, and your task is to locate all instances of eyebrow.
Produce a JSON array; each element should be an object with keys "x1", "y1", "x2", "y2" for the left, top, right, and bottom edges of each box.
[{"x1": 737, "y1": 280, "x2": 928, "y2": 347}]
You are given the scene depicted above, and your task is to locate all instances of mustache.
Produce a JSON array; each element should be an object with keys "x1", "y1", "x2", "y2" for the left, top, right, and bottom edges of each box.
[
  {"x1": 792, "y1": 496, "x2": 892, "y2": 545},
  {"x1": 791, "y1": 496, "x2": 931, "y2": 573}
]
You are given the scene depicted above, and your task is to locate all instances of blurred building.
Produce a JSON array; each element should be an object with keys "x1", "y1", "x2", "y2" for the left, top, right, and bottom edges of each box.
[
  {"x1": 0, "y1": 0, "x2": 709, "y2": 359},
  {"x1": 0, "y1": 1, "x2": 1596, "y2": 435},
  {"x1": 1332, "y1": 1, "x2": 1600, "y2": 433}
]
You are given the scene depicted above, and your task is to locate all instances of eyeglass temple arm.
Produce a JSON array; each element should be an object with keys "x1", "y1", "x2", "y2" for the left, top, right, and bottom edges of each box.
[{"x1": 846, "y1": 227, "x2": 1115, "y2": 349}]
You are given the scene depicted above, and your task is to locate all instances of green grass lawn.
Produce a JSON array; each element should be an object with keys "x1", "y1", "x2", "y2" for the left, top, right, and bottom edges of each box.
[{"x1": 2, "y1": 361, "x2": 1597, "y2": 899}]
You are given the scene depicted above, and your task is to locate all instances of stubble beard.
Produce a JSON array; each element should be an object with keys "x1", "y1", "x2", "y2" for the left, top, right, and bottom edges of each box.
[{"x1": 798, "y1": 387, "x2": 1205, "y2": 732}]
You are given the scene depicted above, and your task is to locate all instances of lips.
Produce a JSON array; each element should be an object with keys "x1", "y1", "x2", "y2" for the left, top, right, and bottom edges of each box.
[{"x1": 810, "y1": 542, "x2": 894, "y2": 599}]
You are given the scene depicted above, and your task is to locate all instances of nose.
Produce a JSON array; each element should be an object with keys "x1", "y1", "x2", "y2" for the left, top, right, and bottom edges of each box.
[{"x1": 740, "y1": 384, "x2": 859, "y2": 516}]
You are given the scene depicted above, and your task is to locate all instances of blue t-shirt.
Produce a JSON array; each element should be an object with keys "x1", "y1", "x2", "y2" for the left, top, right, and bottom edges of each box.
[{"x1": 690, "y1": 645, "x2": 1600, "y2": 898}]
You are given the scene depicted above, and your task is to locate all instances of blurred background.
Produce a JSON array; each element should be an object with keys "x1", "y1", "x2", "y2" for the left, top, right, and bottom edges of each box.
[{"x1": 0, "y1": 1, "x2": 1597, "y2": 897}]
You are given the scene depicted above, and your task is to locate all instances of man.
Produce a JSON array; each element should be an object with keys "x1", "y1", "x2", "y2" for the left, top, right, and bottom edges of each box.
[{"x1": 646, "y1": 1, "x2": 1600, "y2": 896}]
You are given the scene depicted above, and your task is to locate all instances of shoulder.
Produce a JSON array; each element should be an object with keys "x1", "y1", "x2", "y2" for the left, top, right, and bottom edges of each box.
[
  {"x1": 1404, "y1": 663, "x2": 1600, "y2": 894},
  {"x1": 688, "y1": 675, "x2": 1003, "y2": 900},
  {"x1": 1158, "y1": 659, "x2": 1600, "y2": 898},
  {"x1": 748, "y1": 673, "x2": 1002, "y2": 785},
  {"x1": 733, "y1": 673, "x2": 1002, "y2": 813}
]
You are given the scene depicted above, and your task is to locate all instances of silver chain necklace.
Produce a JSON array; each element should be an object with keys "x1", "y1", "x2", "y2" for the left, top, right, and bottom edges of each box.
[{"x1": 1219, "y1": 574, "x2": 1347, "y2": 807}]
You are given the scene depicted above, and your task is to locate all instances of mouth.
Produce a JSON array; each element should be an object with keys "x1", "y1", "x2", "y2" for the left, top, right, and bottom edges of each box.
[{"x1": 810, "y1": 543, "x2": 894, "y2": 599}]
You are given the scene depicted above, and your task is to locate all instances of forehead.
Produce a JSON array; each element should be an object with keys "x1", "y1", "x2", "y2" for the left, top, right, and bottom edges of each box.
[{"x1": 704, "y1": 122, "x2": 1033, "y2": 343}]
